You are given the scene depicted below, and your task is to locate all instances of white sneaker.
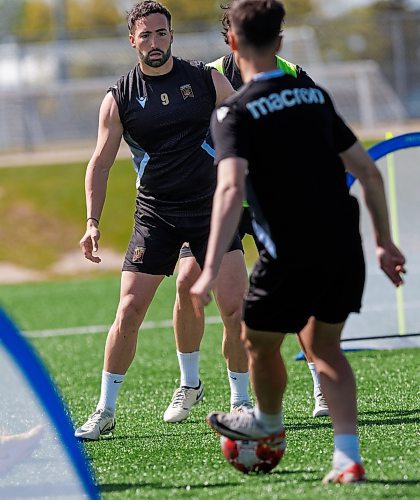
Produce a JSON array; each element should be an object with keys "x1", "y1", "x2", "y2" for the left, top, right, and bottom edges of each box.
[
  {"x1": 0, "y1": 425, "x2": 44, "y2": 477},
  {"x1": 231, "y1": 401, "x2": 253, "y2": 413},
  {"x1": 74, "y1": 408, "x2": 115, "y2": 441},
  {"x1": 163, "y1": 381, "x2": 204, "y2": 423},
  {"x1": 313, "y1": 391, "x2": 329, "y2": 417},
  {"x1": 207, "y1": 409, "x2": 285, "y2": 444}
]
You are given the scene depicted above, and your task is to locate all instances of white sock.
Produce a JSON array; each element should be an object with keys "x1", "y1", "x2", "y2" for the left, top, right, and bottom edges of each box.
[
  {"x1": 177, "y1": 351, "x2": 200, "y2": 388},
  {"x1": 254, "y1": 405, "x2": 284, "y2": 434},
  {"x1": 227, "y1": 369, "x2": 249, "y2": 405},
  {"x1": 333, "y1": 434, "x2": 361, "y2": 470},
  {"x1": 96, "y1": 370, "x2": 124, "y2": 413},
  {"x1": 308, "y1": 362, "x2": 321, "y2": 395}
]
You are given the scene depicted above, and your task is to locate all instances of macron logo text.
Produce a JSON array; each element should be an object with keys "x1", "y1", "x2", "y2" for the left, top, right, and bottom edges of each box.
[{"x1": 246, "y1": 87, "x2": 325, "y2": 119}]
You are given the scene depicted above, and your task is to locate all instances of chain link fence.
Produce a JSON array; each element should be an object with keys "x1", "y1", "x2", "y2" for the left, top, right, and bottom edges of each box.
[{"x1": 0, "y1": 12, "x2": 419, "y2": 152}]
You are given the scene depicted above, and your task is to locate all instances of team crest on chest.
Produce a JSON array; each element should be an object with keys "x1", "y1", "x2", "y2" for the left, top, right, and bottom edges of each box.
[
  {"x1": 132, "y1": 246, "x2": 146, "y2": 263},
  {"x1": 180, "y1": 84, "x2": 194, "y2": 100}
]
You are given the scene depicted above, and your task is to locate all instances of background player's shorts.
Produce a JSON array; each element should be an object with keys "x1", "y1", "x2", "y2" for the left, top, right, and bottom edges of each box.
[
  {"x1": 123, "y1": 210, "x2": 242, "y2": 276},
  {"x1": 179, "y1": 234, "x2": 243, "y2": 260},
  {"x1": 238, "y1": 207, "x2": 254, "y2": 240}
]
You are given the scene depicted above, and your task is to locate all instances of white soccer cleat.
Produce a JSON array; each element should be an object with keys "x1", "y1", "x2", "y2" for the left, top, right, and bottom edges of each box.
[
  {"x1": 74, "y1": 408, "x2": 115, "y2": 441},
  {"x1": 0, "y1": 424, "x2": 44, "y2": 477},
  {"x1": 231, "y1": 400, "x2": 253, "y2": 414},
  {"x1": 313, "y1": 391, "x2": 329, "y2": 417},
  {"x1": 207, "y1": 409, "x2": 285, "y2": 443},
  {"x1": 163, "y1": 381, "x2": 204, "y2": 423},
  {"x1": 322, "y1": 462, "x2": 366, "y2": 484}
]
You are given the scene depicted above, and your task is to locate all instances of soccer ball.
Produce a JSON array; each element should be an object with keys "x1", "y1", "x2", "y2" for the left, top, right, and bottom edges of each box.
[{"x1": 220, "y1": 434, "x2": 286, "y2": 474}]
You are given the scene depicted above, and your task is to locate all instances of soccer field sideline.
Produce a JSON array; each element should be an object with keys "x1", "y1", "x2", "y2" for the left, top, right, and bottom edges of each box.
[{"x1": 23, "y1": 315, "x2": 224, "y2": 338}]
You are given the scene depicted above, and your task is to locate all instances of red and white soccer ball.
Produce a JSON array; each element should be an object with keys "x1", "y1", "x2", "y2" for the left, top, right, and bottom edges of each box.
[{"x1": 220, "y1": 435, "x2": 286, "y2": 474}]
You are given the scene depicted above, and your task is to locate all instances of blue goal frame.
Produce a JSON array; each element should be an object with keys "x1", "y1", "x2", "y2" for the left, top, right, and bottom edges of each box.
[
  {"x1": 346, "y1": 131, "x2": 420, "y2": 188},
  {"x1": 0, "y1": 308, "x2": 100, "y2": 499}
]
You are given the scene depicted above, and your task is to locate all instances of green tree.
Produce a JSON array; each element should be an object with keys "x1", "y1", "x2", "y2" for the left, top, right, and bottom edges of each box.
[
  {"x1": 283, "y1": 0, "x2": 315, "y2": 17},
  {"x1": 15, "y1": 1, "x2": 53, "y2": 41},
  {"x1": 67, "y1": 0, "x2": 122, "y2": 36},
  {"x1": 315, "y1": 0, "x2": 411, "y2": 63}
]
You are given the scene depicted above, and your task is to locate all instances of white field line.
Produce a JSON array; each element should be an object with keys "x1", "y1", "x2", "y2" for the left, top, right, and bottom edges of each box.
[{"x1": 23, "y1": 316, "x2": 223, "y2": 338}]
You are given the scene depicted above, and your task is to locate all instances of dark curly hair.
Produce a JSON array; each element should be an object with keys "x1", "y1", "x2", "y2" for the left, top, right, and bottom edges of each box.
[
  {"x1": 220, "y1": 3, "x2": 231, "y2": 45},
  {"x1": 127, "y1": 1, "x2": 172, "y2": 35}
]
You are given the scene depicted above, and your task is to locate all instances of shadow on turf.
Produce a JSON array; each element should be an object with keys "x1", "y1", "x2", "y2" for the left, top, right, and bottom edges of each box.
[
  {"x1": 366, "y1": 479, "x2": 419, "y2": 485},
  {"x1": 100, "y1": 470, "x2": 303, "y2": 493},
  {"x1": 284, "y1": 408, "x2": 419, "y2": 432},
  {"x1": 84, "y1": 408, "x2": 419, "y2": 445},
  {"x1": 358, "y1": 408, "x2": 419, "y2": 426}
]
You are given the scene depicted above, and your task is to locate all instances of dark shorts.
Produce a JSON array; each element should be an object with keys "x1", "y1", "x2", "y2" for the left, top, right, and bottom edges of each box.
[
  {"x1": 244, "y1": 196, "x2": 366, "y2": 333},
  {"x1": 176, "y1": 206, "x2": 258, "y2": 259},
  {"x1": 123, "y1": 211, "x2": 242, "y2": 276},
  {"x1": 179, "y1": 234, "x2": 244, "y2": 260},
  {"x1": 244, "y1": 241, "x2": 365, "y2": 333}
]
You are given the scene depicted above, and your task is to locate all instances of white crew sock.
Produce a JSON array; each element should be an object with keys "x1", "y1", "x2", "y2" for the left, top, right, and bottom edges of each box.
[
  {"x1": 308, "y1": 362, "x2": 322, "y2": 395},
  {"x1": 177, "y1": 350, "x2": 200, "y2": 388},
  {"x1": 227, "y1": 370, "x2": 250, "y2": 405},
  {"x1": 96, "y1": 370, "x2": 125, "y2": 413},
  {"x1": 254, "y1": 405, "x2": 284, "y2": 434},
  {"x1": 333, "y1": 434, "x2": 361, "y2": 470}
]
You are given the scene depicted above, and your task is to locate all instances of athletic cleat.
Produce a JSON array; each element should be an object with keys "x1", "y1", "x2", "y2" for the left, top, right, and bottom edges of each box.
[
  {"x1": 74, "y1": 408, "x2": 115, "y2": 441},
  {"x1": 313, "y1": 391, "x2": 329, "y2": 417},
  {"x1": 0, "y1": 424, "x2": 44, "y2": 477},
  {"x1": 163, "y1": 381, "x2": 204, "y2": 423},
  {"x1": 231, "y1": 401, "x2": 254, "y2": 414},
  {"x1": 322, "y1": 462, "x2": 366, "y2": 484},
  {"x1": 207, "y1": 410, "x2": 285, "y2": 443}
]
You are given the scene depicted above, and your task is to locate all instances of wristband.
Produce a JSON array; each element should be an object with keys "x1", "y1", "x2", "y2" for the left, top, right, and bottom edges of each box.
[{"x1": 87, "y1": 217, "x2": 99, "y2": 225}]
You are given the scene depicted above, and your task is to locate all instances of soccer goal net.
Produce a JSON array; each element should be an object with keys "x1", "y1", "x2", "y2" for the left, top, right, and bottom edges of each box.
[{"x1": 306, "y1": 61, "x2": 408, "y2": 130}]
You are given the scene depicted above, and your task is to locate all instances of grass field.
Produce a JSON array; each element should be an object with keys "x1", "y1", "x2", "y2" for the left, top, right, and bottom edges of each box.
[
  {"x1": 1, "y1": 275, "x2": 419, "y2": 499},
  {"x1": 0, "y1": 139, "x2": 380, "y2": 271}
]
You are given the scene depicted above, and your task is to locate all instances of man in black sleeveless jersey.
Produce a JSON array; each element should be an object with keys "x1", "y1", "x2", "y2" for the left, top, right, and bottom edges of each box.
[
  {"x1": 173, "y1": 1, "x2": 329, "y2": 421},
  {"x1": 75, "y1": 1, "x2": 248, "y2": 440},
  {"x1": 191, "y1": 0, "x2": 406, "y2": 484}
]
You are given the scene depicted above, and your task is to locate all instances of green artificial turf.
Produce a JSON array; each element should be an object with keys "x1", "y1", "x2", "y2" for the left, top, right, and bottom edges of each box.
[{"x1": 1, "y1": 276, "x2": 419, "y2": 499}]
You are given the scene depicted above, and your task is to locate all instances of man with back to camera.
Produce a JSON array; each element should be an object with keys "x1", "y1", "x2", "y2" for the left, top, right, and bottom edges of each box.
[
  {"x1": 74, "y1": 0, "x2": 248, "y2": 440},
  {"x1": 169, "y1": 1, "x2": 329, "y2": 422},
  {"x1": 191, "y1": 0, "x2": 406, "y2": 484}
]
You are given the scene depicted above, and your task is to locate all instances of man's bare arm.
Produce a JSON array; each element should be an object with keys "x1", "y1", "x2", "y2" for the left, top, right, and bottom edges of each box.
[
  {"x1": 341, "y1": 141, "x2": 406, "y2": 286},
  {"x1": 80, "y1": 92, "x2": 123, "y2": 263}
]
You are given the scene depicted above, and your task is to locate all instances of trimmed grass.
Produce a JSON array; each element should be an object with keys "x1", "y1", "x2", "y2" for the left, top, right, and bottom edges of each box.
[
  {"x1": 0, "y1": 159, "x2": 136, "y2": 269},
  {"x1": 0, "y1": 138, "x2": 376, "y2": 270},
  {"x1": 1, "y1": 276, "x2": 419, "y2": 499}
]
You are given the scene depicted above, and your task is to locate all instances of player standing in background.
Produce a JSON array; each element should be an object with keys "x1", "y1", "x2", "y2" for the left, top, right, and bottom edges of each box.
[
  {"x1": 191, "y1": 0, "x2": 406, "y2": 483},
  {"x1": 0, "y1": 425, "x2": 44, "y2": 476},
  {"x1": 75, "y1": 0, "x2": 246, "y2": 440},
  {"x1": 168, "y1": 2, "x2": 328, "y2": 421}
]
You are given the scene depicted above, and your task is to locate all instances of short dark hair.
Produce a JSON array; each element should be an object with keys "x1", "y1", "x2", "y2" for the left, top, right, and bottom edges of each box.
[
  {"x1": 229, "y1": 0, "x2": 285, "y2": 49},
  {"x1": 127, "y1": 1, "x2": 172, "y2": 35}
]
